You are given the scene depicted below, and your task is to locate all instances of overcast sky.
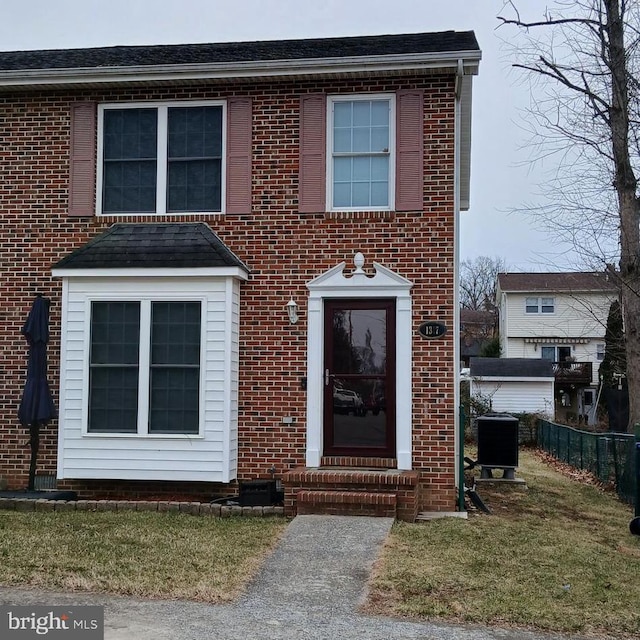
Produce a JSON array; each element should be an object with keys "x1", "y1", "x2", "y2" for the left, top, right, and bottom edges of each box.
[{"x1": 1, "y1": 0, "x2": 579, "y2": 272}]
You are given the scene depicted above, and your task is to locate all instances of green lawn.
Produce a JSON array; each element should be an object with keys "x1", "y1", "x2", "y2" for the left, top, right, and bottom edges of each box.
[
  {"x1": 367, "y1": 449, "x2": 640, "y2": 639},
  {"x1": 0, "y1": 512, "x2": 286, "y2": 602}
]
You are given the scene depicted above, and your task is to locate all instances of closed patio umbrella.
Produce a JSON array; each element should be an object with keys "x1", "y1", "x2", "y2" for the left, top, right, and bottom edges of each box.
[{"x1": 18, "y1": 295, "x2": 56, "y2": 491}]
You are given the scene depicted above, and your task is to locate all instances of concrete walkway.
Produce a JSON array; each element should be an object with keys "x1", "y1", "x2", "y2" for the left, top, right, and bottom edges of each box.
[{"x1": 0, "y1": 515, "x2": 594, "y2": 640}]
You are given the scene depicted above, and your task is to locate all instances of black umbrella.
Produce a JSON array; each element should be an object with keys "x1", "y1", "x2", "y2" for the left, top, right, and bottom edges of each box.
[{"x1": 18, "y1": 295, "x2": 57, "y2": 491}]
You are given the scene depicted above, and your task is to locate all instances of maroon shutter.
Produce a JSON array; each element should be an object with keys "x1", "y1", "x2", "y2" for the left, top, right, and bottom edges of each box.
[
  {"x1": 395, "y1": 90, "x2": 424, "y2": 212},
  {"x1": 68, "y1": 101, "x2": 96, "y2": 217},
  {"x1": 226, "y1": 97, "x2": 252, "y2": 214},
  {"x1": 299, "y1": 94, "x2": 326, "y2": 213}
]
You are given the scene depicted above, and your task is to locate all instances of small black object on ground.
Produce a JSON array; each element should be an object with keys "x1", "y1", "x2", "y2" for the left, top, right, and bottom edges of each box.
[
  {"x1": 463, "y1": 456, "x2": 491, "y2": 514},
  {"x1": 630, "y1": 516, "x2": 640, "y2": 536}
]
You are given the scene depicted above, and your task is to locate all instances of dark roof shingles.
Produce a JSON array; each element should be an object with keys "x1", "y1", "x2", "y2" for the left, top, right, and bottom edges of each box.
[
  {"x1": 0, "y1": 31, "x2": 479, "y2": 71},
  {"x1": 53, "y1": 223, "x2": 247, "y2": 271},
  {"x1": 497, "y1": 272, "x2": 616, "y2": 293},
  {"x1": 470, "y1": 357, "x2": 553, "y2": 378}
]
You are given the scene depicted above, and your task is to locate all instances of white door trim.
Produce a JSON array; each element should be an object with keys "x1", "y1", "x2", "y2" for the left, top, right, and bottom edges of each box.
[{"x1": 305, "y1": 254, "x2": 413, "y2": 469}]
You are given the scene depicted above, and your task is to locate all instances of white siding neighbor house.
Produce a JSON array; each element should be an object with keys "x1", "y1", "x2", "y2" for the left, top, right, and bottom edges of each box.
[
  {"x1": 496, "y1": 272, "x2": 617, "y2": 424},
  {"x1": 470, "y1": 357, "x2": 554, "y2": 416}
]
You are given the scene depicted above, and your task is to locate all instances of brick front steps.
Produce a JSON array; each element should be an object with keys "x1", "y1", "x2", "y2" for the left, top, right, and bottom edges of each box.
[
  {"x1": 0, "y1": 498, "x2": 284, "y2": 517},
  {"x1": 283, "y1": 466, "x2": 420, "y2": 521},
  {"x1": 297, "y1": 490, "x2": 397, "y2": 517}
]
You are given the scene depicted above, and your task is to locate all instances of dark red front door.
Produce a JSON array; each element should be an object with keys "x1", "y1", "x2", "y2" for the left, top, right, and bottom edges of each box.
[{"x1": 323, "y1": 299, "x2": 395, "y2": 457}]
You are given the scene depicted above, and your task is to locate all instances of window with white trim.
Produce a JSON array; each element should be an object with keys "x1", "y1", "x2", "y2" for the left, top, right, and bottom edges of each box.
[
  {"x1": 328, "y1": 95, "x2": 395, "y2": 210},
  {"x1": 525, "y1": 296, "x2": 555, "y2": 314},
  {"x1": 98, "y1": 102, "x2": 224, "y2": 215},
  {"x1": 596, "y1": 343, "x2": 605, "y2": 361},
  {"x1": 88, "y1": 300, "x2": 201, "y2": 434}
]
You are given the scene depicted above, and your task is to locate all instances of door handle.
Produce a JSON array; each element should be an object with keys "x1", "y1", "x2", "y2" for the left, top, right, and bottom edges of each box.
[{"x1": 325, "y1": 369, "x2": 335, "y2": 386}]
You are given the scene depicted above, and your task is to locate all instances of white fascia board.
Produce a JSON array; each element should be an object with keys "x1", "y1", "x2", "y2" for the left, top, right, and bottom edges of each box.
[
  {"x1": 51, "y1": 266, "x2": 250, "y2": 279},
  {"x1": 0, "y1": 50, "x2": 481, "y2": 89}
]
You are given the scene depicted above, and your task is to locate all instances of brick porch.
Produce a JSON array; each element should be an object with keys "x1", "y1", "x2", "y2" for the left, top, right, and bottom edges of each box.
[{"x1": 283, "y1": 457, "x2": 420, "y2": 521}]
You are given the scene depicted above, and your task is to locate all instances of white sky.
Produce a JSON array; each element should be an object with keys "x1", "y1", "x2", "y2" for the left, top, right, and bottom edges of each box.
[{"x1": 1, "y1": 0, "x2": 579, "y2": 271}]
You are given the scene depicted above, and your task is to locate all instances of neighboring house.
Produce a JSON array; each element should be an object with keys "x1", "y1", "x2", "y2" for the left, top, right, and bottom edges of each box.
[
  {"x1": 460, "y1": 308, "x2": 496, "y2": 367},
  {"x1": 470, "y1": 357, "x2": 554, "y2": 416},
  {"x1": 496, "y1": 272, "x2": 618, "y2": 424},
  {"x1": 0, "y1": 31, "x2": 481, "y2": 520}
]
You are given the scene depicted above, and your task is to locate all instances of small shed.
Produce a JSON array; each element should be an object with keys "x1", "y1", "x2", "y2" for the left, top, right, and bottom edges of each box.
[{"x1": 470, "y1": 357, "x2": 554, "y2": 416}]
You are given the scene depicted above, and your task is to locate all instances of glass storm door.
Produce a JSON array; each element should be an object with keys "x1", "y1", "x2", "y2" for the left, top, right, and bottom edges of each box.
[{"x1": 323, "y1": 300, "x2": 396, "y2": 457}]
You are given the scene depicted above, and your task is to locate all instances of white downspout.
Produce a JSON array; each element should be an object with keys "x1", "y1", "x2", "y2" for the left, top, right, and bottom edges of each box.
[{"x1": 454, "y1": 59, "x2": 464, "y2": 496}]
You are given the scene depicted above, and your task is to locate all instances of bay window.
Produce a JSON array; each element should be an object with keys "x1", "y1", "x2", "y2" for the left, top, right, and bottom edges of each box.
[{"x1": 89, "y1": 300, "x2": 202, "y2": 435}]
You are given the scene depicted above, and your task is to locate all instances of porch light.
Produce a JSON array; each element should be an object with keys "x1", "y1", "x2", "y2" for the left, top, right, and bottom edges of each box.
[{"x1": 286, "y1": 298, "x2": 299, "y2": 324}]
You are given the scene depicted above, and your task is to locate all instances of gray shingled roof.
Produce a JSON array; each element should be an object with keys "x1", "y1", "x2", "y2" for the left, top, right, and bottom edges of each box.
[
  {"x1": 497, "y1": 272, "x2": 617, "y2": 293},
  {"x1": 0, "y1": 31, "x2": 479, "y2": 71},
  {"x1": 470, "y1": 357, "x2": 553, "y2": 378},
  {"x1": 53, "y1": 223, "x2": 248, "y2": 271}
]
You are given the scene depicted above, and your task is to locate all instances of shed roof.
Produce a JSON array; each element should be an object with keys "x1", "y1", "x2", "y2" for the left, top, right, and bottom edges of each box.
[
  {"x1": 470, "y1": 357, "x2": 553, "y2": 378},
  {"x1": 52, "y1": 223, "x2": 248, "y2": 271}
]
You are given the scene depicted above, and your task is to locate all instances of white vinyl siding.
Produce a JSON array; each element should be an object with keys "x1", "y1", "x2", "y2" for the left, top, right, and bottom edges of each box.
[
  {"x1": 503, "y1": 292, "x2": 613, "y2": 339},
  {"x1": 57, "y1": 276, "x2": 242, "y2": 483},
  {"x1": 471, "y1": 378, "x2": 554, "y2": 416}
]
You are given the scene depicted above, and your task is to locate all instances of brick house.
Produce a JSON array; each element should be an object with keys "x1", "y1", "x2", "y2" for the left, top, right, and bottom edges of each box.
[{"x1": 0, "y1": 31, "x2": 481, "y2": 520}]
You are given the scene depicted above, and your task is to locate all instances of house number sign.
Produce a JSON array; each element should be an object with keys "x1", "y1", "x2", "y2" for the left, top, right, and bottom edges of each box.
[{"x1": 418, "y1": 321, "x2": 447, "y2": 339}]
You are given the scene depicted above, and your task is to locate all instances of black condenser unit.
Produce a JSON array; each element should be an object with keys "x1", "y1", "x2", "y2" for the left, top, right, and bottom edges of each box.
[
  {"x1": 476, "y1": 414, "x2": 519, "y2": 468},
  {"x1": 239, "y1": 480, "x2": 283, "y2": 506}
]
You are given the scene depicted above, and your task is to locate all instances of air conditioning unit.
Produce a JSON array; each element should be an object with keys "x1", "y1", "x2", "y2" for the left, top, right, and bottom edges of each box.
[{"x1": 476, "y1": 414, "x2": 519, "y2": 478}]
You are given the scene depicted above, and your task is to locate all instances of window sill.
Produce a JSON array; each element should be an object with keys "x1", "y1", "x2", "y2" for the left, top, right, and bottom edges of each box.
[
  {"x1": 82, "y1": 432, "x2": 204, "y2": 439},
  {"x1": 323, "y1": 209, "x2": 396, "y2": 221}
]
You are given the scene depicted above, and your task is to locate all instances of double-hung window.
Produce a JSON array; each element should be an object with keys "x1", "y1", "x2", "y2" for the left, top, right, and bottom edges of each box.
[
  {"x1": 328, "y1": 95, "x2": 394, "y2": 210},
  {"x1": 525, "y1": 297, "x2": 555, "y2": 314},
  {"x1": 89, "y1": 300, "x2": 202, "y2": 435},
  {"x1": 99, "y1": 101, "x2": 224, "y2": 215}
]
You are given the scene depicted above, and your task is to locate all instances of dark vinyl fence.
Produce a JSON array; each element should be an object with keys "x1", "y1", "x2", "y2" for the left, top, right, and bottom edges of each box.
[{"x1": 537, "y1": 419, "x2": 637, "y2": 507}]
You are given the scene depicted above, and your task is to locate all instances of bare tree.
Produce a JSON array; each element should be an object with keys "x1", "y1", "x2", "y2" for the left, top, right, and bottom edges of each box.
[
  {"x1": 460, "y1": 255, "x2": 506, "y2": 311},
  {"x1": 498, "y1": 0, "x2": 640, "y2": 431}
]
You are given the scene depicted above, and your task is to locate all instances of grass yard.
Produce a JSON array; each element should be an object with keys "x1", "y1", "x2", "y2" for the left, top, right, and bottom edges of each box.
[
  {"x1": 0, "y1": 512, "x2": 286, "y2": 602},
  {"x1": 367, "y1": 448, "x2": 640, "y2": 639}
]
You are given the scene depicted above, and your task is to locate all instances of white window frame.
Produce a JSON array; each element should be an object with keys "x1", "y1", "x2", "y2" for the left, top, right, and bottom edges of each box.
[
  {"x1": 96, "y1": 100, "x2": 227, "y2": 216},
  {"x1": 525, "y1": 296, "x2": 555, "y2": 314},
  {"x1": 596, "y1": 343, "x2": 605, "y2": 361},
  {"x1": 326, "y1": 93, "x2": 396, "y2": 212},
  {"x1": 83, "y1": 294, "x2": 207, "y2": 438}
]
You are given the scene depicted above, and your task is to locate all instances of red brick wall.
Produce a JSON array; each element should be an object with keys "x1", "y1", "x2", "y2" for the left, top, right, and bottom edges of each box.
[{"x1": 0, "y1": 74, "x2": 457, "y2": 511}]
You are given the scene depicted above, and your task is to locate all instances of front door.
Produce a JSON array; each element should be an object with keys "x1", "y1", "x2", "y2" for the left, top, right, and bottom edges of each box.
[{"x1": 323, "y1": 299, "x2": 395, "y2": 457}]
